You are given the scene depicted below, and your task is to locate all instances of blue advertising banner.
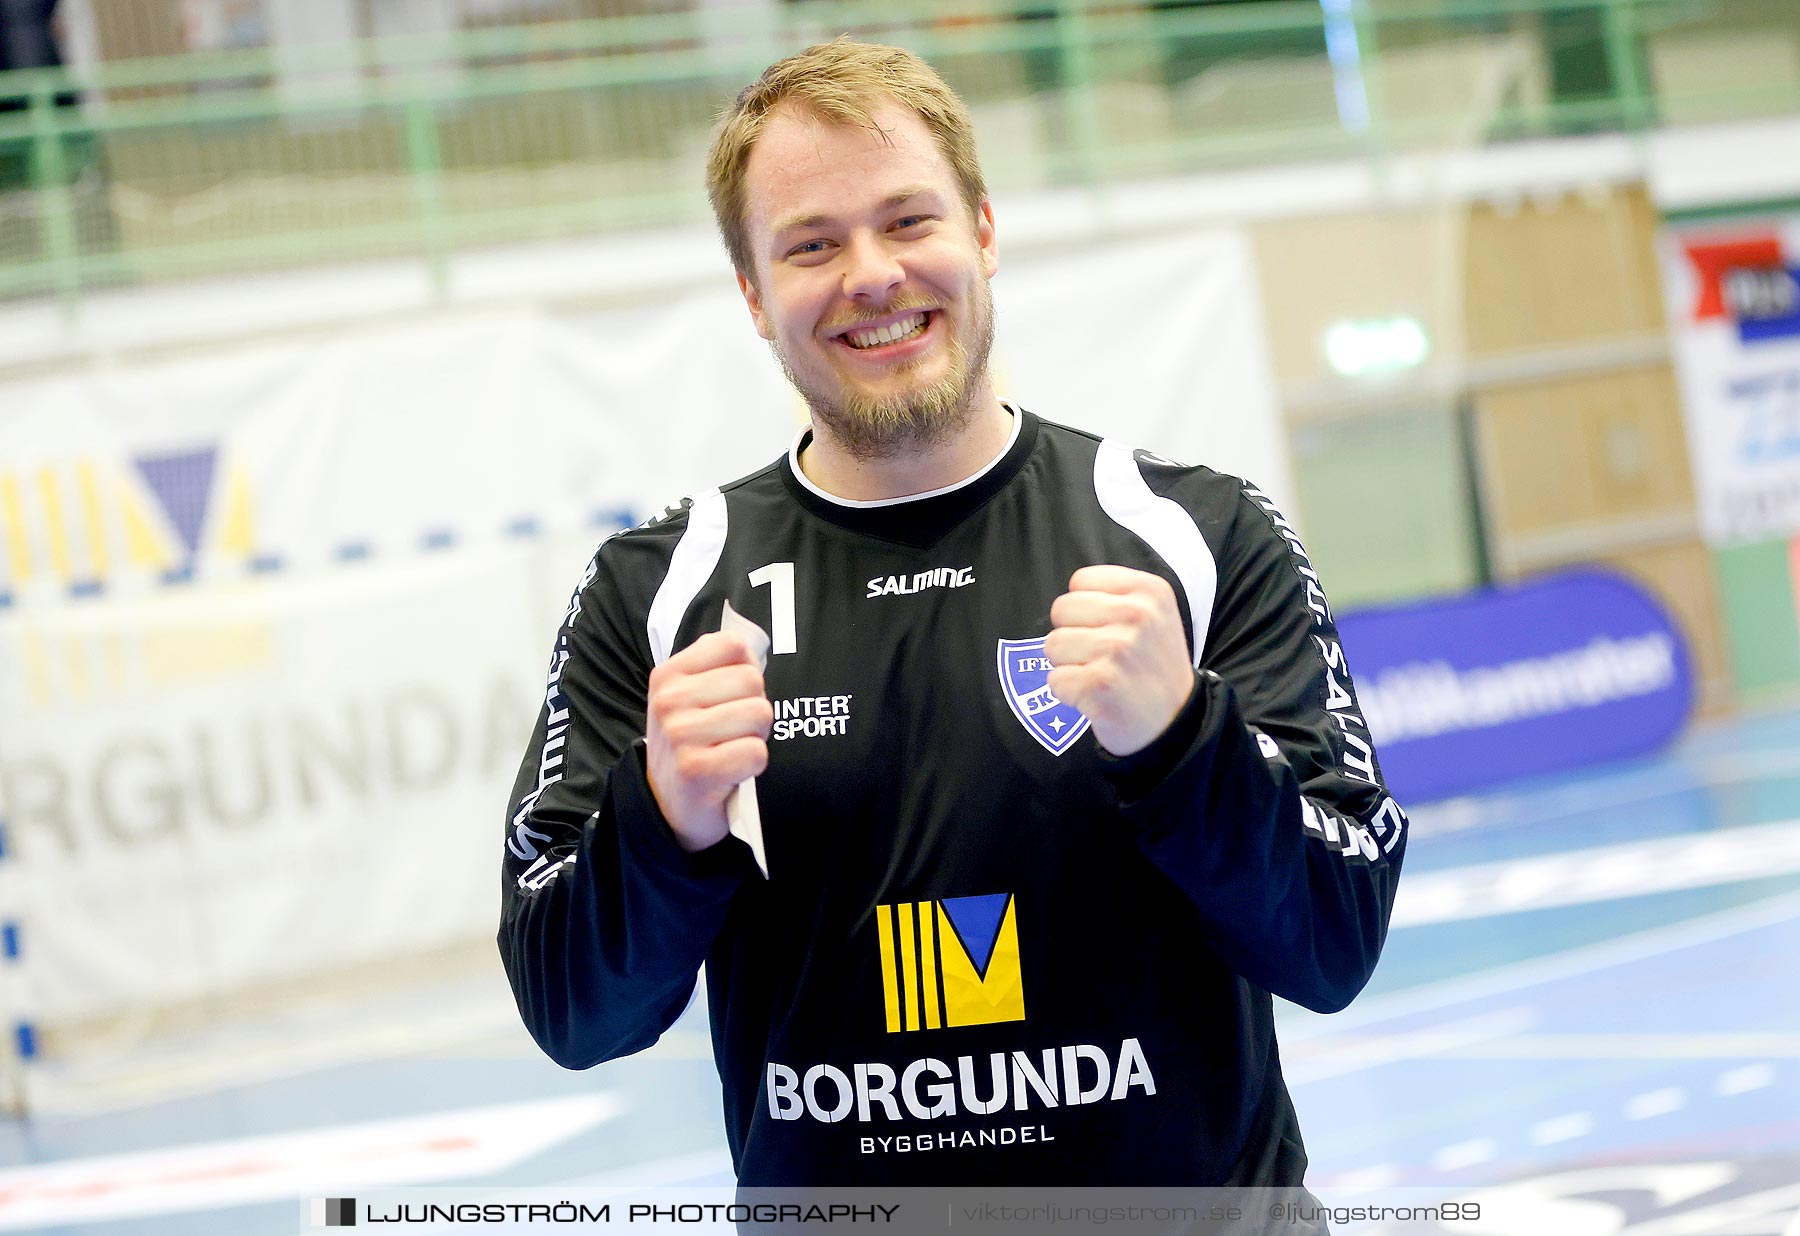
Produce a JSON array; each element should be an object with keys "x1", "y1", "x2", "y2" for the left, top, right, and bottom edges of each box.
[{"x1": 1338, "y1": 571, "x2": 1695, "y2": 803}]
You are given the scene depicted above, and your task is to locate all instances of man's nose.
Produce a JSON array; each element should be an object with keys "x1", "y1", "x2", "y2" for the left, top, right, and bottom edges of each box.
[{"x1": 841, "y1": 232, "x2": 904, "y2": 301}]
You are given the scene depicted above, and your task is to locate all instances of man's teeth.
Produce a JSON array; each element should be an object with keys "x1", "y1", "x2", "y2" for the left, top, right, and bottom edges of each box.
[{"x1": 845, "y1": 313, "x2": 928, "y2": 350}]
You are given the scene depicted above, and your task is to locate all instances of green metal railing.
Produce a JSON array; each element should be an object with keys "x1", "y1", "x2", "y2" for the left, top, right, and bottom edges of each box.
[{"x1": 0, "y1": 0, "x2": 1789, "y2": 316}]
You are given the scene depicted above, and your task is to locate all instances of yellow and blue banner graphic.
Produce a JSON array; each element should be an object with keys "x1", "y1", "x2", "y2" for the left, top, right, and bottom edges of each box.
[
  {"x1": 0, "y1": 446, "x2": 257, "y2": 599},
  {"x1": 875, "y1": 892, "x2": 1024, "y2": 1033}
]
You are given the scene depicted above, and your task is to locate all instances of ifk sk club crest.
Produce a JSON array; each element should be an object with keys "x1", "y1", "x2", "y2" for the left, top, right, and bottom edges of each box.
[{"x1": 997, "y1": 637, "x2": 1089, "y2": 755}]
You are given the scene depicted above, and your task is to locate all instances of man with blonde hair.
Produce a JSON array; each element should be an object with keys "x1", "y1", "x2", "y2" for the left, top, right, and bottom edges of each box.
[{"x1": 500, "y1": 38, "x2": 1405, "y2": 1196}]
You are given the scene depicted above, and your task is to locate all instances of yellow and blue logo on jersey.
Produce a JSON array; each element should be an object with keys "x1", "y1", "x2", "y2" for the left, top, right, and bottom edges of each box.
[{"x1": 875, "y1": 892, "x2": 1025, "y2": 1033}]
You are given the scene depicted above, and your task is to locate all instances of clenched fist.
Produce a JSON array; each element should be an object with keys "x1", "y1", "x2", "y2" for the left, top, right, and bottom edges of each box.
[
  {"x1": 645, "y1": 632, "x2": 774, "y2": 852},
  {"x1": 1046, "y1": 565, "x2": 1195, "y2": 757}
]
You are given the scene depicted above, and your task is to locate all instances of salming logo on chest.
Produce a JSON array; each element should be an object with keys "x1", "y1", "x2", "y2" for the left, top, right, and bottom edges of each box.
[{"x1": 866, "y1": 566, "x2": 975, "y2": 598}]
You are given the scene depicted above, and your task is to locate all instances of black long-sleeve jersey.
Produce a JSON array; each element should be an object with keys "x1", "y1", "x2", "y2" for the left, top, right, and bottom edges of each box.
[{"x1": 499, "y1": 407, "x2": 1407, "y2": 1187}]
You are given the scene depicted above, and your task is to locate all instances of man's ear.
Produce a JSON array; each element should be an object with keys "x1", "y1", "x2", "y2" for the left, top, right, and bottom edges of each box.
[
  {"x1": 737, "y1": 269, "x2": 773, "y2": 341},
  {"x1": 977, "y1": 197, "x2": 998, "y2": 278}
]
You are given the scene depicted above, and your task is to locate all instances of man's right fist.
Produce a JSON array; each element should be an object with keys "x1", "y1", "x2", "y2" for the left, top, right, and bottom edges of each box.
[{"x1": 645, "y1": 631, "x2": 774, "y2": 853}]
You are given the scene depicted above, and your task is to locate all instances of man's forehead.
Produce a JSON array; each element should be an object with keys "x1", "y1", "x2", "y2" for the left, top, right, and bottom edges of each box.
[
  {"x1": 759, "y1": 97, "x2": 913, "y2": 151},
  {"x1": 745, "y1": 103, "x2": 953, "y2": 228}
]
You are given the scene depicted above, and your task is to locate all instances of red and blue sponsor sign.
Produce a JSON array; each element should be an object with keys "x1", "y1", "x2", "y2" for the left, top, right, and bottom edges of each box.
[{"x1": 1683, "y1": 232, "x2": 1800, "y2": 345}]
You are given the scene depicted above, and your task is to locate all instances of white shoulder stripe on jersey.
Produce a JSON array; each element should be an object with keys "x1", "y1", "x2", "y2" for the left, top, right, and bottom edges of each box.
[
  {"x1": 647, "y1": 488, "x2": 728, "y2": 666},
  {"x1": 1092, "y1": 440, "x2": 1218, "y2": 667}
]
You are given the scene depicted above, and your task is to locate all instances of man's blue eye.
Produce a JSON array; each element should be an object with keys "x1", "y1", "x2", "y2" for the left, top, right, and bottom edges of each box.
[{"x1": 791, "y1": 240, "x2": 828, "y2": 256}]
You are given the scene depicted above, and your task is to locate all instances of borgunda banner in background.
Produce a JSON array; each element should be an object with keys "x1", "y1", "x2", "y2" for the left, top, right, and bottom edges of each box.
[{"x1": 1662, "y1": 211, "x2": 1800, "y2": 544}]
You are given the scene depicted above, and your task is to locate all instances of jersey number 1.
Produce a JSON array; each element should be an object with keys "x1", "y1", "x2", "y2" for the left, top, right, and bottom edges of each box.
[{"x1": 748, "y1": 561, "x2": 797, "y2": 655}]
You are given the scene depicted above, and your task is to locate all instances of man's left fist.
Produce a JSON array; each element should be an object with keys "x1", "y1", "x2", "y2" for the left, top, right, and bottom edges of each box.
[{"x1": 1045, "y1": 565, "x2": 1195, "y2": 757}]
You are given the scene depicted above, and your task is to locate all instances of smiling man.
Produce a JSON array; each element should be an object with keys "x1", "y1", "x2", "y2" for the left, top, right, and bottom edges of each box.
[
  {"x1": 499, "y1": 39, "x2": 1407, "y2": 1199},
  {"x1": 729, "y1": 93, "x2": 999, "y2": 484}
]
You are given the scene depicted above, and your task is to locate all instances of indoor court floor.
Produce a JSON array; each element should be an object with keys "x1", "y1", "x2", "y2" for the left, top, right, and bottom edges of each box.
[{"x1": 3, "y1": 704, "x2": 1798, "y2": 1235}]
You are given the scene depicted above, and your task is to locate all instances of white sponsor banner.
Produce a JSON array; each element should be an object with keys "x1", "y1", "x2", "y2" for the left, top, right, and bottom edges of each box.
[
  {"x1": 0, "y1": 228, "x2": 1283, "y2": 1026},
  {"x1": 1660, "y1": 211, "x2": 1800, "y2": 545},
  {"x1": 0, "y1": 551, "x2": 546, "y2": 1021},
  {"x1": 998, "y1": 229, "x2": 1293, "y2": 511}
]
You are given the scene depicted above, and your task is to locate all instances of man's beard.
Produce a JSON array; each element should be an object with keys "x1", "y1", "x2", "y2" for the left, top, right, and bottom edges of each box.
[{"x1": 772, "y1": 280, "x2": 995, "y2": 463}]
